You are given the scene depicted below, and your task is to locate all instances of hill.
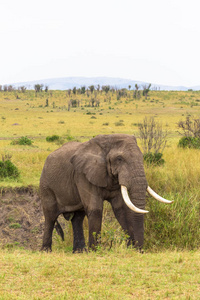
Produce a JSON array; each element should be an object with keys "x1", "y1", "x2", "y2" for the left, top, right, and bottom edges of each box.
[{"x1": 11, "y1": 76, "x2": 200, "y2": 91}]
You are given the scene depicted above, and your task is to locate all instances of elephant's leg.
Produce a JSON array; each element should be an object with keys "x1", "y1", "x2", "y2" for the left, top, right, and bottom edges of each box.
[
  {"x1": 41, "y1": 190, "x2": 59, "y2": 252},
  {"x1": 70, "y1": 210, "x2": 86, "y2": 253},
  {"x1": 75, "y1": 175, "x2": 103, "y2": 250},
  {"x1": 41, "y1": 212, "x2": 57, "y2": 252},
  {"x1": 87, "y1": 209, "x2": 103, "y2": 249}
]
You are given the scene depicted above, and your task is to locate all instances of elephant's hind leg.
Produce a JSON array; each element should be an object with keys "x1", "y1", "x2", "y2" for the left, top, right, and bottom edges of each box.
[
  {"x1": 41, "y1": 190, "x2": 59, "y2": 252},
  {"x1": 41, "y1": 214, "x2": 57, "y2": 252}
]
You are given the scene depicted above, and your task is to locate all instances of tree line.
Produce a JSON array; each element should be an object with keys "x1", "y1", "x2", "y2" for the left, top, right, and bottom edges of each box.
[{"x1": 0, "y1": 83, "x2": 151, "y2": 97}]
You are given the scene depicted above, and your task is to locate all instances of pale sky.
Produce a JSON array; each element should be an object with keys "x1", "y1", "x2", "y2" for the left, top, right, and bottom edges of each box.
[{"x1": 1, "y1": 0, "x2": 200, "y2": 87}]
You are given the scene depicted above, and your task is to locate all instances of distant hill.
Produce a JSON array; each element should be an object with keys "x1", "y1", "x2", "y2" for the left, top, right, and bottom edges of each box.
[{"x1": 11, "y1": 76, "x2": 200, "y2": 91}]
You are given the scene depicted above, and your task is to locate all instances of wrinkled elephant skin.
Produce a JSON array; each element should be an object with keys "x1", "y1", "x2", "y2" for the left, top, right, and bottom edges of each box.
[{"x1": 40, "y1": 134, "x2": 148, "y2": 252}]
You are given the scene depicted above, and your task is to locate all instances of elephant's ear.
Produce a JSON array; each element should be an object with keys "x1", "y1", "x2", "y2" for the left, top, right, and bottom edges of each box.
[{"x1": 70, "y1": 140, "x2": 108, "y2": 187}]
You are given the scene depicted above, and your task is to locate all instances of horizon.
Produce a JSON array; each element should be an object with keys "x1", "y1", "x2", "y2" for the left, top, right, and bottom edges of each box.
[{"x1": 2, "y1": 75, "x2": 199, "y2": 92}]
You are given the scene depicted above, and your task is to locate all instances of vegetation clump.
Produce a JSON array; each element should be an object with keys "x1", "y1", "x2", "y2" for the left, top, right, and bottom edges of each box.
[
  {"x1": 0, "y1": 155, "x2": 20, "y2": 179},
  {"x1": 177, "y1": 115, "x2": 200, "y2": 148},
  {"x1": 11, "y1": 136, "x2": 33, "y2": 146},
  {"x1": 138, "y1": 117, "x2": 168, "y2": 165},
  {"x1": 178, "y1": 136, "x2": 200, "y2": 149},
  {"x1": 143, "y1": 152, "x2": 165, "y2": 166},
  {"x1": 46, "y1": 135, "x2": 60, "y2": 142}
]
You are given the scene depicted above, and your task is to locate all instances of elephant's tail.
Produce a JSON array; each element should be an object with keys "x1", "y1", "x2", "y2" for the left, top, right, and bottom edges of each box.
[{"x1": 54, "y1": 220, "x2": 65, "y2": 241}]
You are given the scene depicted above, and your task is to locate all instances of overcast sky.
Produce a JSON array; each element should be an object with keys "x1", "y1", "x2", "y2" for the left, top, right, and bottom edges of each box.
[{"x1": 1, "y1": 0, "x2": 200, "y2": 87}]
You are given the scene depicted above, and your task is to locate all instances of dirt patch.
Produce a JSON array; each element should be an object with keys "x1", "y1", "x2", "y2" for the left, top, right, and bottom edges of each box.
[{"x1": 0, "y1": 187, "x2": 44, "y2": 250}]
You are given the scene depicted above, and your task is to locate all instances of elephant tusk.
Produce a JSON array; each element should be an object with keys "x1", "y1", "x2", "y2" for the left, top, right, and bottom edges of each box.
[
  {"x1": 147, "y1": 186, "x2": 174, "y2": 204},
  {"x1": 121, "y1": 186, "x2": 149, "y2": 214}
]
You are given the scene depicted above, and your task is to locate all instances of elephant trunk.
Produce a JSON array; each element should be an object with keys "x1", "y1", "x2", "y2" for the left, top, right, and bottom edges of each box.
[{"x1": 121, "y1": 186, "x2": 148, "y2": 214}]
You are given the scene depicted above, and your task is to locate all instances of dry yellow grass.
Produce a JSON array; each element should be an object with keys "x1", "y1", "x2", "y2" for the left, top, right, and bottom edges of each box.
[{"x1": 1, "y1": 89, "x2": 200, "y2": 187}]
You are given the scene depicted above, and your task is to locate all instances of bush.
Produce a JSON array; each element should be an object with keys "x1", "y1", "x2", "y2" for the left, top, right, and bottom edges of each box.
[
  {"x1": 11, "y1": 136, "x2": 33, "y2": 146},
  {"x1": 143, "y1": 152, "x2": 165, "y2": 166},
  {"x1": 0, "y1": 159, "x2": 20, "y2": 179},
  {"x1": 46, "y1": 135, "x2": 60, "y2": 142},
  {"x1": 177, "y1": 115, "x2": 200, "y2": 138},
  {"x1": 178, "y1": 136, "x2": 200, "y2": 149},
  {"x1": 138, "y1": 117, "x2": 168, "y2": 154}
]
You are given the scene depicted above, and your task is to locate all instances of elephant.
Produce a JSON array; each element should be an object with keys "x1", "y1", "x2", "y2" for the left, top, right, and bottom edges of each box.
[{"x1": 40, "y1": 134, "x2": 173, "y2": 252}]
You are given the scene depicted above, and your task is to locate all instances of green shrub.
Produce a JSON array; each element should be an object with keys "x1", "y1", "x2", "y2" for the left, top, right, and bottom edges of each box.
[
  {"x1": 143, "y1": 152, "x2": 165, "y2": 166},
  {"x1": 11, "y1": 136, "x2": 33, "y2": 146},
  {"x1": 18, "y1": 136, "x2": 33, "y2": 145},
  {"x1": 178, "y1": 136, "x2": 200, "y2": 149},
  {"x1": 46, "y1": 135, "x2": 60, "y2": 142},
  {"x1": 0, "y1": 160, "x2": 20, "y2": 178}
]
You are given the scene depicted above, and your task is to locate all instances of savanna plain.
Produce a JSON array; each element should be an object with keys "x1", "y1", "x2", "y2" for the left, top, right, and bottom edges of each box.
[{"x1": 0, "y1": 88, "x2": 200, "y2": 299}]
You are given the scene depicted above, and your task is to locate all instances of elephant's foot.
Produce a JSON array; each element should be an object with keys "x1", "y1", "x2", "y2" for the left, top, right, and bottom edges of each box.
[
  {"x1": 73, "y1": 247, "x2": 87, "y2": 254},
  {"x1": 40, "y1": 245, "x2": 52, "y2": 252}
]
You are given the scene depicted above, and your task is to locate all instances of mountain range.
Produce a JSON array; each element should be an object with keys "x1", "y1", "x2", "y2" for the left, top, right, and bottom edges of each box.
[{"x1": 12, "y1": 76, "x2": 200, "y2": 91}]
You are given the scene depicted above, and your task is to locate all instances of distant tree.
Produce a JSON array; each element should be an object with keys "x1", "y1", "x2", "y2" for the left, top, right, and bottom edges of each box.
[
  {"x1": 67, "y1": 89, "x2": 71, "y2": 97},
  {"x1": 89, "y1": 85, "x2": 95, "y2": 94},
  {"x1": 128, "y1": 85, "x2": 131, "y2": 90},
  {"x1": 142, "y1": 84, "x2": 151, "y2": 99},
  {"x1": 45, "y1": 86, "x2": 49, "y2": 92},
  {"x1": 8, "y1": 85, "x2": 14, "y2": 91},
  {"x1": 97, "y1": 84, "x2": 100, "y2": 91},
  {"x1": 102, "y1": 85, "x2": 110, "y2": 94},
  {"x1": 3, "y1": 85, "x2": 8, "y2": 92},
  {"x1": 72, "y1": 87, "x2": 77, "y2": 95},
  {"x1": 34, "y1": 84, "x2": 43, "y2": 92},
  {"x1": 0, "y1": 85, "x2": 2, "y2": 91},
  {"x1": 81, "y1": 86, "x2": 86, "y2": 94},
  {"x1": 19, "y1": 86, "x2": 26, "y2": 93}
]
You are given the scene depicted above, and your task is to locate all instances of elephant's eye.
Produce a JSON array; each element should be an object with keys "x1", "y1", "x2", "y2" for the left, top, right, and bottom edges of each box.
[{"x1": 116, "y1": 156, "x2": 123, "y2": 162}]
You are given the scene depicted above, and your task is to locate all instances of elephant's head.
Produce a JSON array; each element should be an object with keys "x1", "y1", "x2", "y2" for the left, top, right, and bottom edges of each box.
[{"x1": 71, "y1": 134, "x2": 173, "y2": 214}]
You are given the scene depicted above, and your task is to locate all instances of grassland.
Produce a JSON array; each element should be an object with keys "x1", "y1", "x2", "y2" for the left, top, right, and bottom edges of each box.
[
  {"x1": 1, "y1": 89, "x2": 200, "y2": 187},
  {"x1": 0, "y1": 249, "x2": 199, "y2": 299},
  {"x1": 0, "y1": 88, "x2": 200, "y2": 299}
]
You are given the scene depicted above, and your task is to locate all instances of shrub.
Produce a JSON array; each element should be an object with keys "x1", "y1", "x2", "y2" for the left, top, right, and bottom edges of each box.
[
  {"x1": 138, "y1": 117, "x2": 168, "y2": 154},
  {"x1": 178, "y1": 136, "x2": 200, "y2": 149},
  {"x1": 143, "y1": 152, "x2": 165, "y2": 166},
  {"x1": 46, "y1": 135, "x2": 60, "y2": 142},
  {"x1": 11, "y1": 136, "x2": 33, "y2": 146},
  {"x1": 0, "y1": 158, "x2": 20, "y2": 179},
  {"x1": 177, "y1": 115, "x2": 200, "y2": 138}
]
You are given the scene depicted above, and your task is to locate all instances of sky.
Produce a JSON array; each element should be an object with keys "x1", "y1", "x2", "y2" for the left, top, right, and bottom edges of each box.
[{"x1": 1, "y1": 0, "x2": 200, "y2": 87}]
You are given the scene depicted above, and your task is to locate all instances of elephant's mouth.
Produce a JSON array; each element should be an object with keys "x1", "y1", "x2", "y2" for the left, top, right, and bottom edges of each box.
[{"x1": 121, "y1": 185, "x2": 173, "y2": 214}]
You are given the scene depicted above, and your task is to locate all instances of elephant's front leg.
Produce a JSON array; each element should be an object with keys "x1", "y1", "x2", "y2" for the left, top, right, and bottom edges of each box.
[
  {"x1": 87, "y1": 208, "x2": 103, "y2": 249},
  {"x1": 75, "y1": 175, "x2": 103, "y2": 250},
  {"x1": 71, "y1": 210, "x2": 86, "y2": 253}
]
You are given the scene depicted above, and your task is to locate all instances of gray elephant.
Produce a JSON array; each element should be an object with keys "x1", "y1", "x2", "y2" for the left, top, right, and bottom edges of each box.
[{"x1": 40, "y1": 134, "x2": 172, "y2": 252}]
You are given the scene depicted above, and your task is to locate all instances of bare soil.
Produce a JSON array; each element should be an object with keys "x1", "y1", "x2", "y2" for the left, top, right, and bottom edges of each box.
[{"x1": 0, "y1": 187, "x2": 45, "y2": 250}]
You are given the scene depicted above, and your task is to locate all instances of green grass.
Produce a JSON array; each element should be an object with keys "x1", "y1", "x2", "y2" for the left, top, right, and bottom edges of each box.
[
  {"x1": 0, "y1": 249, "x2": 199, "y2": 299},
  {"x1": 1, "y1": 89, "x2": 200, "y2": 298}
]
